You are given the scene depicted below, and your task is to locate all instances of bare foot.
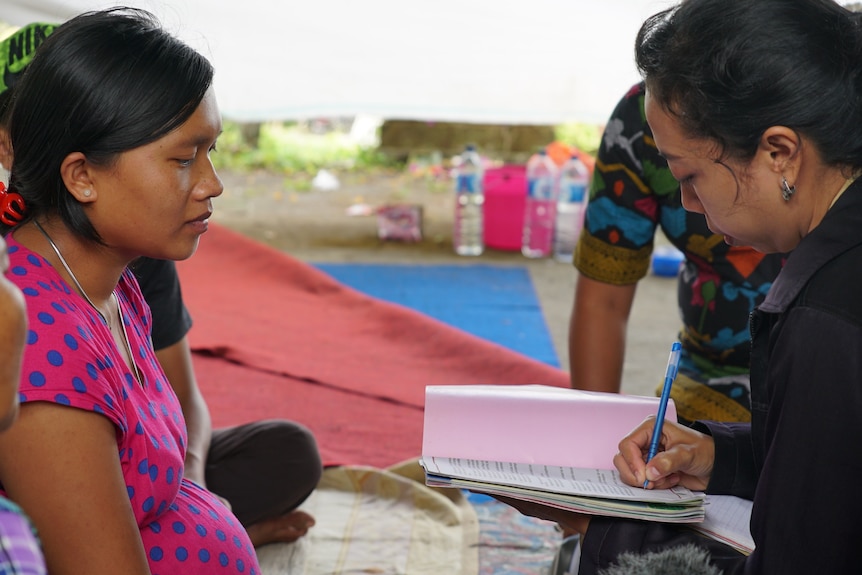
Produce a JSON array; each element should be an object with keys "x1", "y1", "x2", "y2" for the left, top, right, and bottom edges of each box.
[{"x1": 246, "y1": 510, "x2": 316, "y2": 547}]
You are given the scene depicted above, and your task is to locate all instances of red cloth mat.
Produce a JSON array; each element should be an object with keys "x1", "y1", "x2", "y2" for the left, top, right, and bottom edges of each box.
[{"x1": 176, "y1": 223, "x2": 569, "y2": 467}]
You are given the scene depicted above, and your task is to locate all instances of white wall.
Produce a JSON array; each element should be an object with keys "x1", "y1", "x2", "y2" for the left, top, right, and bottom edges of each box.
[{"x1": 3, "y1": 0, "x2": 676, "y2": 124}]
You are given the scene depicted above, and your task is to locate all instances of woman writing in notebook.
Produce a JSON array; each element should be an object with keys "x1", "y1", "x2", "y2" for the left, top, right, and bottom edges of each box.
[
  {"x1": 501, "y1": 0, "x2": 862, "y2": 573},
  {"x1": 0, "y1": 9, "x2": 261, "y2": 574}
]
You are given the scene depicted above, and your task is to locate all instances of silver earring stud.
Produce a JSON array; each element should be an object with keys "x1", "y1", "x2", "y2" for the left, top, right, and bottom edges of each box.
[
  {"x1": 82, "y1": 189, "x2": 92, "y2": 197},
  {"x1": 781, "y1": 177, "x2": 795, "y2": 201}
]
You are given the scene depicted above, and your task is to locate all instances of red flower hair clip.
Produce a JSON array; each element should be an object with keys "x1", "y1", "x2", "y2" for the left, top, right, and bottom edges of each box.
[{"x1": 0, "y1": 181, "x2": 25, "y2": 226}]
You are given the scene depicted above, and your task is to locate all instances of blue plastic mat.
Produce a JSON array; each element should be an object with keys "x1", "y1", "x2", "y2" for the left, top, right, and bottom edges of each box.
[{"x1": 313, "y1": 263, "x2": 559, "y2": 367}]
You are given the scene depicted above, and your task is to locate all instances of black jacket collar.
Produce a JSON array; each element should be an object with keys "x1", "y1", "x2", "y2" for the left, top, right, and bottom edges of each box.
[{"x1": 760, "y1": 178, "x2": 862, "y2": 314}]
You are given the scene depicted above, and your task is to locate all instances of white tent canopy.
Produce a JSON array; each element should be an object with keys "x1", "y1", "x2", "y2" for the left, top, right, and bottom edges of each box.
[{"x1": 3, "y1": 0, "x2": 676, "y2": 125}]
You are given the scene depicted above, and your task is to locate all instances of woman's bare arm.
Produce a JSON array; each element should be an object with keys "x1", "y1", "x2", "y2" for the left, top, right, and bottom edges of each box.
[{"x1": 0, "y1": 402, "x2": 151, "y2": 575}]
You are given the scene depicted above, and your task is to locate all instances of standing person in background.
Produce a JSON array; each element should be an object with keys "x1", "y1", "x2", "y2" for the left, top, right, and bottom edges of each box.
[
  {"x1": 569, "y1": 82, "x2": 785, "y2": 424},
  {"x1": 0, "y1": 9, "x2": 256, "y2": 573},
  {"x1": 0, "y1": 22, "x2": 322, "y2": 550},
  {"x1": 0, "y1": 233, "x2": 45, "y2": 575}
]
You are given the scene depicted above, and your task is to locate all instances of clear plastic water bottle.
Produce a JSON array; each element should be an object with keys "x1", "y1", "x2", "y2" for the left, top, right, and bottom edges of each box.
[
  {"x1": 453, "y1": 145, "x2": 484, "y2": 256},
  {"x1": 553, "y1": 154, "x2": 590, "y2": 262},
  {"x1": 522, "y1": 149, "x2": 557, "y2": 258}
]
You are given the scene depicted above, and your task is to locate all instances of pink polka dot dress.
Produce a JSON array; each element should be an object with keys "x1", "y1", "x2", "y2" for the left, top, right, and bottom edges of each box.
[{"x1": 4, "y1": 237, "x2": 260, "y2": 575}]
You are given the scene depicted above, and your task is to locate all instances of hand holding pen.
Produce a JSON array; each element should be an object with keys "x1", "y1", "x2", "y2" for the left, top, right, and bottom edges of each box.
[
  {"x1": 643, "y1": 341, "x2": 682, "y2": 488},
  {"x1": 612, "y1": 342, "x2": 715, "y2": 491}
]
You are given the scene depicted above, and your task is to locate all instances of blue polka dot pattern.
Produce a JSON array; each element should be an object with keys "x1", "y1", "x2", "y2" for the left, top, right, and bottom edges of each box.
[
  {"x1": 64, "y1": 333, "x2": 79, "y2": 350},
  {"x1": 36, "y1": 311, "x2": 54, "y2": 325},
  {"x1": 7, "y1": 238, "x2": 260, "y2": 574},
  {"x1": 47, "y1": 350, "x2": 63, "y2": 366},
  {"x1": 72, "y1": 378, "x2": 87, "y2": 393}
]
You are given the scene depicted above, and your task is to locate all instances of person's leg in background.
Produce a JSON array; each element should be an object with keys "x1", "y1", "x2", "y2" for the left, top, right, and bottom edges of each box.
[{"x1": 205, "y1": 419, "x2": 323, "y2": 546}]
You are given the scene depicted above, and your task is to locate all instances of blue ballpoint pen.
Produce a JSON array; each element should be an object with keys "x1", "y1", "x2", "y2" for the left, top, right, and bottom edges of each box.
[{"x1": 643, "y1": 341, "x2": 682, "y2": 488}]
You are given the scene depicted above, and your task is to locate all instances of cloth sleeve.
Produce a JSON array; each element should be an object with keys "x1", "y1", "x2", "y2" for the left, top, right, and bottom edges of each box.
[
  {"x1": 17, "y1": 289, "x2": 132, "y2": 435},
  {"x1": 574, "y1": 83, "x2": 679, "y2": 285},
  {"x1": 694, "y1": 420, "x2": 756, "y2": 499}
]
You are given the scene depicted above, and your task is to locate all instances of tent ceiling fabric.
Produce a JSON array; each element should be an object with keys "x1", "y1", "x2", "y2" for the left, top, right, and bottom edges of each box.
[{"x1": 4, "y1": 0, "x2": 676, "y2": 125}]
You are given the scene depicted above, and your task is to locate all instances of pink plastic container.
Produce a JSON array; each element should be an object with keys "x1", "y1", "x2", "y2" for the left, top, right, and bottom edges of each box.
[{"x1": 482, "y1": 165, "x2": 526, "y2": 251}]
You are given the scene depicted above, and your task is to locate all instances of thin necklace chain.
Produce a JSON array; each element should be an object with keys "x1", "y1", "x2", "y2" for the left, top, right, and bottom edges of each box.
[
  {"x1": 32, "y1": 220, "x2": 142, "y2": 385},
  {"x1": 33, "y1": 220, "x2": 108, "y2": 323}
]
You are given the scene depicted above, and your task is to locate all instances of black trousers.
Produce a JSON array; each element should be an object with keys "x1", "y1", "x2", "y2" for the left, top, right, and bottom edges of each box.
[{"x1": 204, "y1": 419, "x2": 323, "y2": 527}]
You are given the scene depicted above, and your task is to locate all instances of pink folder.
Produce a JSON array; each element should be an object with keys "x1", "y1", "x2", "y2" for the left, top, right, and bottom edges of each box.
[{"x1": 422, "y1": 384, "x2": 676, "y2": 470}]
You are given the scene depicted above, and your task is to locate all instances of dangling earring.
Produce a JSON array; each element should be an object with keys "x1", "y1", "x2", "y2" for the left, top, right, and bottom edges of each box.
[{"x1": 781, "y1": 177, "x2": 796, "y2": 201}]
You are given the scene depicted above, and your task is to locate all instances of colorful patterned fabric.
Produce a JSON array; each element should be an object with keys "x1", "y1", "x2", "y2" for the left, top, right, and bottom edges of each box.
[
  {"x1": 574, "y1": 82, "x2": 785, "y2": 421},
  {"x1": 4, "y1": 237, "x2": 260, "y2": 575},
  {"x1": 0, "y1": 497, "x2": 45, "y2": 575}
]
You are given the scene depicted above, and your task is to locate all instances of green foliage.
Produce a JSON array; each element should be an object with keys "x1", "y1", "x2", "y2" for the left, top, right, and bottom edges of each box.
[
  {"x1": 211, "y1": 121, "x2": 401, "y2": 175},
  {"x1": 553, "y1": 122, "x2": 603, "y2": 156},
  {"x1": 212, "y1": 119, "x2": 604, "y2": 175}
]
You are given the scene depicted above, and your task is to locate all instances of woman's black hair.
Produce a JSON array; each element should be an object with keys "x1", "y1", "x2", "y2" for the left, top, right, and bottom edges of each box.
[
  {"x1": 6, "y1": 7, "x2": 214, "y2": 240},
  {"x1": 635, "y1": 0, "x2": 862, "y2": 169}
]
